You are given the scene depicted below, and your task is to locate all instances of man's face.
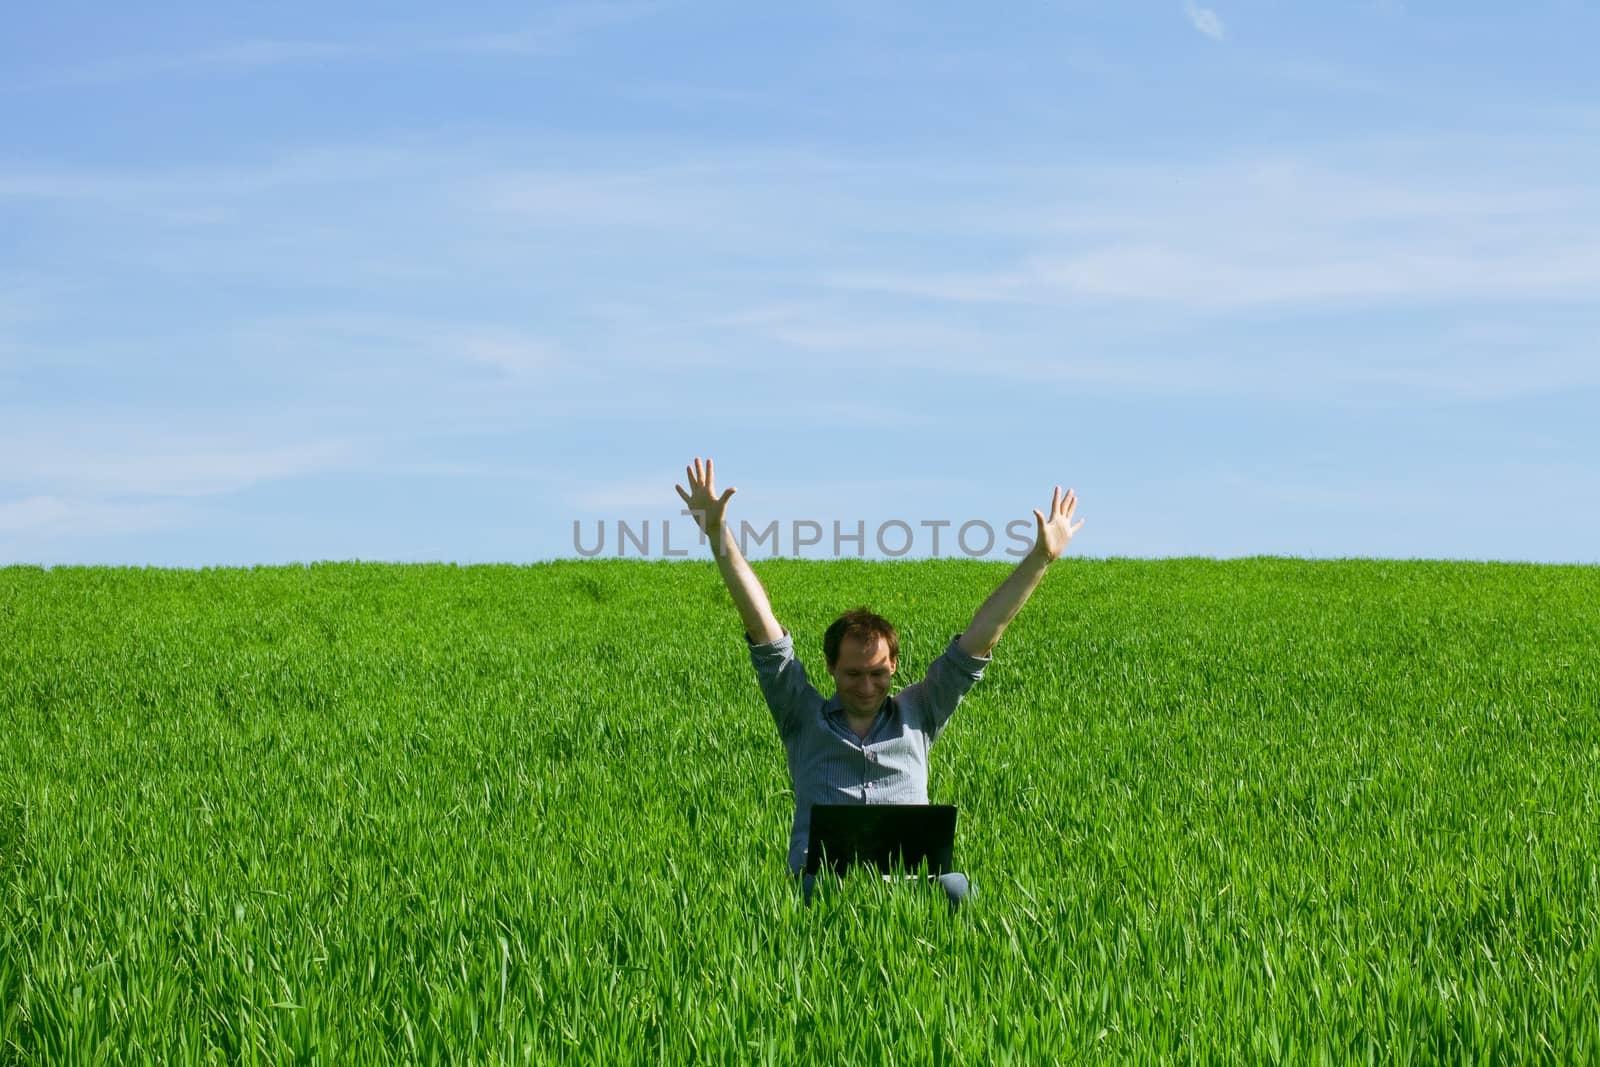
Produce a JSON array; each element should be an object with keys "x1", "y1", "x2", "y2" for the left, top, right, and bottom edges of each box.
[{"x1": 826, "y1": 635, "x2": 896, "y2": 719}]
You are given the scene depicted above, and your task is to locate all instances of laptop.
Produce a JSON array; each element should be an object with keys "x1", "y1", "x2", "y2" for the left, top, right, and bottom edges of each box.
[{"x1": 804, "y1": 804, "x2": 957, "y2": 877}]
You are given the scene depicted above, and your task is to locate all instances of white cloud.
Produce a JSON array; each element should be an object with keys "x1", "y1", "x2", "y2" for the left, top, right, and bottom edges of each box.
[
  {"x1": 0, "y1": 278, "x2": 49, "y2": 325},
  {"x1": 7, "y1": 132, "x2": 1600, "y2": 416},
  {"x1": 0, "y1": 146, "x2": 438, "y2": 218},
  {"x1": 27, "y1": 40, "x2": 366, "y2": 88},
  {"x1": 0, "y1": 495, "x2": 185, "y2": 536},
  {"x1": 715, "y1": 303, "x2": 986, "y2": 356},
  {"x1": 470, "y1": 163, "x2": 788, "y2": 234},
  {"x1": 2, "y1": 431, "x2": 357, "y2": 497},
  {"x1": 574, "y1": 478, "x2": 680, "y2": 513},
  {"x1": 825, "y1": 143, "x2": 1600, "y2": 315},
  {"x1": 232, "y1": 314, "x2": 557, "y2": 381},
  {"x1": 1030, "y1": 241, "x2": 1600, "y2": 308},
  {"x1": 1262, "y1": 57, "x2": 1387, "y2": 95},
  {"x1": 1211, "y1": 462, "x2": 1600, "y2": 562},
  {"x1": 819, "y1": 270, "x2": 1034, "y2": 305},
  {"x1": 19, "y1": 3, "x2": 667, "y2": 89},
  {"x1": 452, "y1": 328, "x2": 552, "y2": 377},
  {"x1": 45, "y1": 137, "x2": 1595, "y2": 319},
  {"x1": 1184, "y1": 0, "x2": 1227, "y2": 41},
  {"x1": 444, "y1": 1, "x2": 668, "y2": 56},
  {"x1": 0, "y1": 280, "x2": 45, "y2": 367}
]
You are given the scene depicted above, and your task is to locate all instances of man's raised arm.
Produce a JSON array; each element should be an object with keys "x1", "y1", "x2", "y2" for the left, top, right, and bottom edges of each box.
[
  {"x1": 956, "y1": 485, "x2": 1083, "y2": 659},
  {"x1": 675, "y1": 457, "x2": 783, "y2": 644}
]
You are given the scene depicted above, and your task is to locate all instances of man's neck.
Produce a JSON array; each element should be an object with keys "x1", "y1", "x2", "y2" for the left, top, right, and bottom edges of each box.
[{"x1": 843, "y1": 700, "x2": 885, "y2": 739}]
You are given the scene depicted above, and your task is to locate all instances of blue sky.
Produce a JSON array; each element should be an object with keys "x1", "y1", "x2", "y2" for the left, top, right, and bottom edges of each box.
[{"x1": 4, "y1": 0, "x2": 1598, "y2": 565}]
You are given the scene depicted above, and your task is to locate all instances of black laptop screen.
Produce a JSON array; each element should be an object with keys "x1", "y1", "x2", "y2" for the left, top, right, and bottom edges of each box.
[{"x1": 804, "y1": 804, "x2": 957, "y2": 876}]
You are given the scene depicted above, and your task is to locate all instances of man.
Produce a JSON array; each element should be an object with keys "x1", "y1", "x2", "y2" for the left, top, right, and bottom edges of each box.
[{"x1": 675, "y1": 457, "x2": 1083, "y2": 909}]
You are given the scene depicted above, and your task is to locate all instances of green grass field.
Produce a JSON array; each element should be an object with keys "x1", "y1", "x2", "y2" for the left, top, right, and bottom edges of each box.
[{"x1": 2, "y1": 559, "x2": 1597, "y2": 1064}]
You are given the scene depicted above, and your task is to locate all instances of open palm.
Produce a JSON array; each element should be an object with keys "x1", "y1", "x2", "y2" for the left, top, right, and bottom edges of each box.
[
  {"x1": 1032, "y1": 486, "x2": 1083, "y2": 561},
  {"x1": 674, "y1": 457, "x2": 736, "y2": 534}
]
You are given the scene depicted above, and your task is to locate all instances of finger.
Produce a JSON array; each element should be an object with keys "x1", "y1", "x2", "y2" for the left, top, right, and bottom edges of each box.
[
  {"x1": 1064, "y1": 489, "x2": 1077, "y2": 517},
  {"x1": 1033, "y1": 507, "x2": 1046, "y2": 533},
  {"x1": 691, "y1": 458, "x2": 703, "y2": 486},
  {"x1": 675, "y1": 485, "x2": 690, "y2": 505},
  {"x1": 1050, "y1": 486, "x2": 1061, "y2": 515},
  {"x1": 706, "y1": 457, "x2": 714, "y2": 488},
  {"x1": 1069, "y1": 518, "x2": 1085, "y2": 537},
  {"x1": 719, "y1": 487, "x2": 736, "y2": 503}
]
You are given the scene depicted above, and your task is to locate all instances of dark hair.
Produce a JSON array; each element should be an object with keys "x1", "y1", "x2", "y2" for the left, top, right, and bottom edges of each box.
[{"x1": 823, "y1": 607, "x2": 899, "y2": 669}]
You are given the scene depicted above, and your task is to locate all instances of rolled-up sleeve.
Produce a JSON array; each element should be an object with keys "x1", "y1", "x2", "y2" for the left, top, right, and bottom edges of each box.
[
  {"x1": 747, "y1": 629, "x2": 822, "y2": 740},
  {"x1": 901, "y1": 633, "x2": 990, "y2": 742}
]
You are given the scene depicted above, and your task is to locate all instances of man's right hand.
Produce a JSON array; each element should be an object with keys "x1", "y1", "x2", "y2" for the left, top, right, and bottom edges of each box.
[
  {"x1": 676, "y1": 457, "x2": 781, "y2": 641},
  {"x1": 675, "y1": 456, "x2": 736, "y2": 537}
]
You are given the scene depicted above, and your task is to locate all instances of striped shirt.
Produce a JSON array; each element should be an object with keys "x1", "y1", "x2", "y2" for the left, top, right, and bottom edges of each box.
[{"x1": 747, "y1": 629, "x2": 991, "y2": 874}]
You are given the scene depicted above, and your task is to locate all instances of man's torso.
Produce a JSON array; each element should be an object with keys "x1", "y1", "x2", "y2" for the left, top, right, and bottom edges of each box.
[{"x1": 747, "y1": 630, "x2": 990, "y2": 873}]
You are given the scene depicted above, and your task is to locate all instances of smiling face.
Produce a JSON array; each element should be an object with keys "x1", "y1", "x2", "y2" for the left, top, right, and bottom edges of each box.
[{"x1": 826, "y1": 634, "x2": 897, "y2": 720}]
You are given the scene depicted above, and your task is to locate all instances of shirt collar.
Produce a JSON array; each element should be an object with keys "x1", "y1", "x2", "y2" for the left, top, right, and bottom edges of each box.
[{"x1": 824, "y1": 693, "x2": 896, "y2": 724}]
